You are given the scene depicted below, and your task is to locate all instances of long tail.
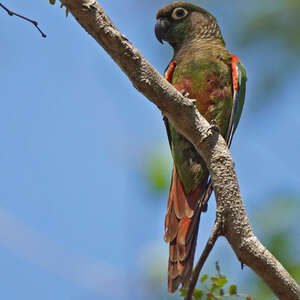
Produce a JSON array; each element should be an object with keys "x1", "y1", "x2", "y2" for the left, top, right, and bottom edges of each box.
[{"x1": 164, "y1": 167, "x2": 207, "y2": 293}]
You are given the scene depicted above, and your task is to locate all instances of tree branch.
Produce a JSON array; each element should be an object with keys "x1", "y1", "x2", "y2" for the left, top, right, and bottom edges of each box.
[
  {"x1": 0, "y1": 3, "x2": 46, "y2": 37},
  {"x1": 58, "y1": 1, "x2": 300, "y2": 299},
  {"x1": 185, "y1": 220, "x2": 221, "y2": 300}
]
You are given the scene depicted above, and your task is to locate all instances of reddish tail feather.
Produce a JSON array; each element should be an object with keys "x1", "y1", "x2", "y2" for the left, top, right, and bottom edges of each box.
[{"x1": 165, "y1": 167, "x2": 207, "y2": 293}]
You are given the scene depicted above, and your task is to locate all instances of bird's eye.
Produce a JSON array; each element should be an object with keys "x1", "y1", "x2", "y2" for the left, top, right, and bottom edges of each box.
[{"x1": 171, "y1": 7, "x2": 188, "y2": 20}]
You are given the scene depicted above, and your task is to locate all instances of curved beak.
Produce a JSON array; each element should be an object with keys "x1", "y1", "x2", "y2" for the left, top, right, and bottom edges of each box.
[{"x1": 155, "y1": 18, "x2": 170, "y2": 44}]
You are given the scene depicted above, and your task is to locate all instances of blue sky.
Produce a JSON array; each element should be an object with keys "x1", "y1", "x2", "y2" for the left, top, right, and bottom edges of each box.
[{"x1": 0, "y1": 1, "x2": 299, "y2": 299}]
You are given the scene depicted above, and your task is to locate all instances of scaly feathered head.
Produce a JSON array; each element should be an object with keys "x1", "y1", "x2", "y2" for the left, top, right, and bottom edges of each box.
[{"x1": 155, "y1": 2, "x2": 224, "y2": 49}]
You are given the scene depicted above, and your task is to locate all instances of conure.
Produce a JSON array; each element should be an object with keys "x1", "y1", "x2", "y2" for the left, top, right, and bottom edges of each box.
[{"x1": 155, "y1": 2, "x2": 246, "y2": 293}]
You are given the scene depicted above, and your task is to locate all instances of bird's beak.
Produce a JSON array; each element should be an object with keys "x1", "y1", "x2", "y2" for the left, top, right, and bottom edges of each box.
[{"x1": 155, "y1": 18, "x2": 170, "y2": 44}]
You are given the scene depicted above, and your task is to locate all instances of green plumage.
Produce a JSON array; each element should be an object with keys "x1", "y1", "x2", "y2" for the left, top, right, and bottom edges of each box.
[
  {"x1": 168, "y1": 43, "x2": 234, "y2": 194},
  {"x1": 155, "y1": 1, "x2": 246, "y2": 292}
]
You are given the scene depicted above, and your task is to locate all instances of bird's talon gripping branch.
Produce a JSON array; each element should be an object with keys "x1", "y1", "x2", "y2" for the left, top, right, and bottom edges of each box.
[
  {"x1": 180, "y1": 89, "x2": 190, "y2": 98},
  {"x1": 209, "y1": 119, "x2": 220, "y2": 133},
  {"x1": 82, "y1": 2, "x2": 97, "y2": 11}
]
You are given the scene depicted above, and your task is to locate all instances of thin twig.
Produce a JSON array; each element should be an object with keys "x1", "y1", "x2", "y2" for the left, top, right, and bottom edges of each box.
[
  {"x1": 184, "y1": 221, "x2": 221, "y2": 300},
  {"x1": 0, "y1": 3, "x2": 46, "y2": 37}
]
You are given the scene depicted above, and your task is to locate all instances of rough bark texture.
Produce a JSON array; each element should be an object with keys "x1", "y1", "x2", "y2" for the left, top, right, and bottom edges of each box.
[{"x1": 59, "y1": 1, "x2": 300, "y2": 299}]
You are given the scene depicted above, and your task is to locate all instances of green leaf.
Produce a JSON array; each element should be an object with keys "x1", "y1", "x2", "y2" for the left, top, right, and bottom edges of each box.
[
  {"x1": 229, "y1": 284, "x2": 237, "y2": 295},
  {"x1": 210, "y1": 283, "x2": 219, "y2": 293},
  {"x1": 211, "y1": 276, "x2": 218, "y2": 283},
  {"x1": 218, "y1": 275, "x2": 228, "y2": 288},
  {"x1": 180, "y1": 288, "x2": 187, "y2": 297},
  {"x1": 210, "y1": 275, "x2": 227, "y2": 290},
  {"x1": 193, "y1": 289, "x2": 204, "y2": 300},
  {"x1": 200, "y1": 274, "x2": 208, "y2": 282}
]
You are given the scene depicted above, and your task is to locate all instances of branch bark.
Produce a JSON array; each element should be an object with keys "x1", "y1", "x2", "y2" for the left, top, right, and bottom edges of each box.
[{"x1": 59, "y1": 1, "x2": 300, "y2": 299}]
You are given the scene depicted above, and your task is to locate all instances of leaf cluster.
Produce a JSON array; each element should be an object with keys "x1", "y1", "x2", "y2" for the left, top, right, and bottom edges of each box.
[{"x1": 180, "y1": 264, "x2": 252, "y2": 300}]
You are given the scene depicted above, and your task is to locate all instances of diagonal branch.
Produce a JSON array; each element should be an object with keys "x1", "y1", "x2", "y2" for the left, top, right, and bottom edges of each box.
[
  {"x1": 185, "y1": 220, "x2": 221, "y2": 300},
  {"x1": 58, "y1": 1, "x2": 300, "y2": 299},
  {"x1": 0, "y1": 3, "x2": 46, "y2": 37}
]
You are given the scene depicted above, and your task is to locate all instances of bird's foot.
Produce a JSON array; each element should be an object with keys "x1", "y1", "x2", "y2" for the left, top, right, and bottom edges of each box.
[
  {"x1": 180, "y1": 89, "x2": 190, "y2": 98},
  {"x1": 190, "y1": 98, "x2": 197, "y2": 105},
  {"x1": 179, "y1": 89, "x2": 198, "y2": 105},
  {"x1": 209, "y1": 119, "x2": 220, "y2": 134}
]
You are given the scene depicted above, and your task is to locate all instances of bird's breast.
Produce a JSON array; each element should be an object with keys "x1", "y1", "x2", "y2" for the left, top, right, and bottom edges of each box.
[{"x1": 171, "y1": 58, "x2": 232, "y2": 125}]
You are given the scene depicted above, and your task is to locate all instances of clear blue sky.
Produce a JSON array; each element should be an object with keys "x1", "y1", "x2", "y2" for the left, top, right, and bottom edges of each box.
[{"x1": 0, "y1": 1, "x2": 299, "y2": 299}]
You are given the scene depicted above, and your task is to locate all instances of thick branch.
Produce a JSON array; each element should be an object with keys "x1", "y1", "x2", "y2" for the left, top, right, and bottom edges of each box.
[{"x1": 59, "y1": 1, "x2": 300, "y2": 299}]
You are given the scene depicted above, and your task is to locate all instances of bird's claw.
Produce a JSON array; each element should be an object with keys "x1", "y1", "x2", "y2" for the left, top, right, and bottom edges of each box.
[
  {"x1": 180, "y1": 89, "x2": 190, "y2": 98},
  {"x1": 209, "y1": 119, "x2": 219, "y2": 133},
  {"x1": 180, "y1": 89, "x2": 197, "y2": 105}
]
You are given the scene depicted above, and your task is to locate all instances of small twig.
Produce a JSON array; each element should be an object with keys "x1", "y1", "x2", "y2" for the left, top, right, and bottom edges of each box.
[
  {"x1": 184, "y1": 221, "x2": 221, "y2": 300},
  {"x1": 215, "y1": 261, "x2": 221, "y2": 277},
  {"x1": 0, "y1": 3, "x2": 46, "y2": 37}
]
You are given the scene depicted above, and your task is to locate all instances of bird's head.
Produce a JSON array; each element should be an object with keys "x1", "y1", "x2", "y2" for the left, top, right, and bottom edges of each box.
[{"x1": 155, "y1": 2, "x2": 224, "y2": 50}]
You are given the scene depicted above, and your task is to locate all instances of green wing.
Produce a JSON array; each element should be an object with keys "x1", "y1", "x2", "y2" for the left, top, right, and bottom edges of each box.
[
  {"x1": 226, "y1": 58, "x2": 247, "y2": 146},
  {"x1": 202, "y1": 57, "x2": 246, "y2": 209}
]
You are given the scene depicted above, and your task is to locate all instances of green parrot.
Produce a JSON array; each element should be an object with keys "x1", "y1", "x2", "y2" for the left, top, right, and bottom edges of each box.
[{"x1": 155, "y1": 2, "x2": 246, "y2": 293}]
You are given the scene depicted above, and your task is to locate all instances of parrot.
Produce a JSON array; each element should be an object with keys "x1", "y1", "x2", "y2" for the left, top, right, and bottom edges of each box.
[{"x1": 154, "y1": 2, "x2": 246, "y2": 293}]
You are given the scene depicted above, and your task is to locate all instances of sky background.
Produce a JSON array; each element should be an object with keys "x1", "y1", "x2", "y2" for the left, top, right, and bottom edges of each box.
[{"x1": 0, "y1": 1, "x2": 299, "y2": 299}]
